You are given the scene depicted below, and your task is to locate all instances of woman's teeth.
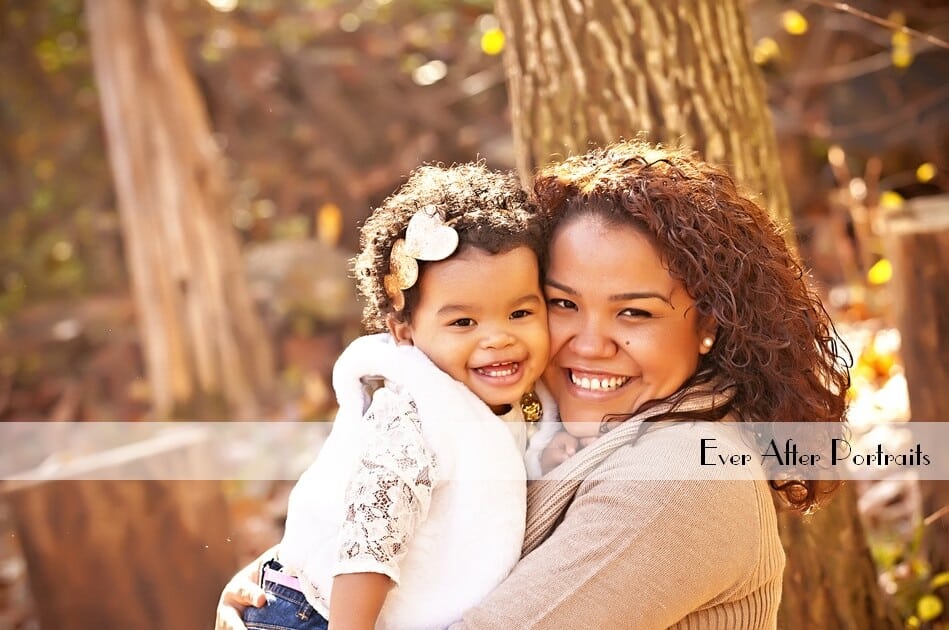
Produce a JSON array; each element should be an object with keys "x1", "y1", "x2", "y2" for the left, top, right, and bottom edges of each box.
[
  {"x1": 477, "y1": 362, "x2": 519, "y2": 377},
  {"x1": 569, "y1": 372, "x2": 630, "y2": 391}
]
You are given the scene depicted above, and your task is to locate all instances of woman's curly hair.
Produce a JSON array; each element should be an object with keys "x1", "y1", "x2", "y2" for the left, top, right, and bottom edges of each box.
[
  {"x1": 354, "y1": 163, "x2": 546, "y2": 332},
  {"x1": 533, "y1": 140, "x2": 852, "y2": 513}
]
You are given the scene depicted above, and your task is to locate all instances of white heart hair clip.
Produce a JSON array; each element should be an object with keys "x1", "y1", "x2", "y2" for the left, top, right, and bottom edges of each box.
[
  {"x1": 383, "y1": 205, "x2": 459, "y2": 311},
  {"x1": 404, "y1": 205, "x2": 460, "y2": 260}
]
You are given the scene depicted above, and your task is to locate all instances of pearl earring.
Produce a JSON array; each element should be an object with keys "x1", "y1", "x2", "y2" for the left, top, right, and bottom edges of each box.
[{"x1": 702, "y1": 336, "x2": 714, "y2": 349}]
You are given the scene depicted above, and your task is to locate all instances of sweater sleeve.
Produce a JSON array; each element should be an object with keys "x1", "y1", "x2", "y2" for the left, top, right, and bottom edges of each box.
[{"x1": 452, "y1": 427, "x2": 770, "y2": 629}]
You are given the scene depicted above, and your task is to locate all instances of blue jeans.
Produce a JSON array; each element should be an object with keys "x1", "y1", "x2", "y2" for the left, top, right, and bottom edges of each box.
[{"x1": 242, "y1": 561, "x2": 328, "y2": 630}]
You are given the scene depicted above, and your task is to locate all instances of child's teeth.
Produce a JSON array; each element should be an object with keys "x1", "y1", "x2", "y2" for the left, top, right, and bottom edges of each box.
[{"x1": 480, "y1": 363, "x2": 517, "y2": 377}]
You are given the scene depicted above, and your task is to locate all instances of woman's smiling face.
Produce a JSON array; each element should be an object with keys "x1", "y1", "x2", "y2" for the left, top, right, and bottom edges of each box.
[{"x1": 542, "y1": 215, "x2": 714, "y2": 436}]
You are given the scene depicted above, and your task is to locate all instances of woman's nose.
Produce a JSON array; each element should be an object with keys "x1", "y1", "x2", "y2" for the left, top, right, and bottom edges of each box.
[{"x1": 569, "y1": 319, "x2": 616, "y2": 358}]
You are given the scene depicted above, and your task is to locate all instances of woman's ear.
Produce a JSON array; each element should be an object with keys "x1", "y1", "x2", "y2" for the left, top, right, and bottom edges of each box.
[{"x1": 386, "y1": 314, "x2": 414, "y2": 346}]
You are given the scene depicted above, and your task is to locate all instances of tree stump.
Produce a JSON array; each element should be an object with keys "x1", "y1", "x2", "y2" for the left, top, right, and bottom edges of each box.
[
  {"x1": 883, "y1": 193, "x2": 949, "y2": 574},
  {"x1": 3, "y1": 430, "x2": 238, "y2": 630}
]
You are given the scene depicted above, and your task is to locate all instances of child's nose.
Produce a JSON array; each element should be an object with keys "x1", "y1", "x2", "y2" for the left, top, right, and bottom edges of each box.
[{"x1": 481, "y1": 328, "x2": 516, "y2": 350}]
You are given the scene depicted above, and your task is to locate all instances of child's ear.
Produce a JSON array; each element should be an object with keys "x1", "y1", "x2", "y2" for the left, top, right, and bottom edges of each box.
[{"x1": 386, "y1": 314, "x2": 414, "y2": 346}]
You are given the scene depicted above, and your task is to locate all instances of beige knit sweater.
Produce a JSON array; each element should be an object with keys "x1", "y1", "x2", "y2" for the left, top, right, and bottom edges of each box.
[{"x1": 451, "y1": 389, "x2": 786, "y2": 630}]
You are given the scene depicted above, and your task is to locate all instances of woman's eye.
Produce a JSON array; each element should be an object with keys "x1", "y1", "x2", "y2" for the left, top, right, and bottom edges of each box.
[
  {"x1": 510, "y1": 309, "x2": 533, "y2": 319},
  {"x1": 547, "y1": 298, "x2": 576, "y2": 310},
  {"x1": 620, "y1": 308, "x2": 652, "y2": 318},
  {"x1": 449, "y1": 318, "x2": 476, "y2": 327}
]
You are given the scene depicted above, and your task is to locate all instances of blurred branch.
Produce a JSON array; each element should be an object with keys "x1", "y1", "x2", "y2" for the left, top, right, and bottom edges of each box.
[
  {"x1": 803, "y1": 0, "x2": 949, "y2": 51},
  {"x1": 813, "y1": 84, "x2": 949, "y2": 140},
  {"x1": 782, "y1": 45, "x2": 938, "y2": 88},
  {"x1": 925, "y1": 504, "x2": 949, "y2": 527}
]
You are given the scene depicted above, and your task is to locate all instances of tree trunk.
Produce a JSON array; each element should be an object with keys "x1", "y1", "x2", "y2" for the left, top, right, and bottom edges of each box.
[
  {"x1": 497, "y1": 0, "x2": 894, "y2": 626},
  {"x1": 86, "y1": 0, "x2": 274, "y2": 418},
  {"x1": 777, "y1": 484, "x2": 900, "y2": 628},
  {"x1": 496, "y1": 0, "x2": 791, "y2": 238},
  {"x1": 884, "y1": 194, "x2": 949, "y2": 575}
]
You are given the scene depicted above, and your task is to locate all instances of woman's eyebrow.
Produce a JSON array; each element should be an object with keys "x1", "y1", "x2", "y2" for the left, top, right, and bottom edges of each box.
[
  {"x1": 544, "y1": 278, "x2": 576, "y2": 295},
  {"x1": 546, "y1": 278, "x2": 672, "y2": 305},
  {"x1": 609, "y1": 291, "x2": 673, "y2": 305}
]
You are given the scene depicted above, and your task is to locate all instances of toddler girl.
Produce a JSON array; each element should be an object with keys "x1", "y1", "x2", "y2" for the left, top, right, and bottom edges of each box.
[{"x1": 243, "y1": 164, "x2": 549, "y2": 630}]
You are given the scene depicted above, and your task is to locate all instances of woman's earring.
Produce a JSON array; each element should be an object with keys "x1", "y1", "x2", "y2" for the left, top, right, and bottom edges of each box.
[{"x1": 701, "y1": 336, "x2": 715, "y2": 350}]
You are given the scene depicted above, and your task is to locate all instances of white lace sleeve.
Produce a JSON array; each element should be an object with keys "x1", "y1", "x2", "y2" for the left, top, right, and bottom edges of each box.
[{"x1": 334, "y1": 386, "x2": 438, "y2": 584}]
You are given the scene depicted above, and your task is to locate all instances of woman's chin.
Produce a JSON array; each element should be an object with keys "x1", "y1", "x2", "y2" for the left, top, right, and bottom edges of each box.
[{"x1": 560, "y1": 418, "x2": 603, "y2": 439}]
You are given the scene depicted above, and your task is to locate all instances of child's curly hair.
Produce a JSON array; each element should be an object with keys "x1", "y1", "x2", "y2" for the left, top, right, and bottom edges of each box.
[
  {"x1": 354, "y1": 163, "x2": 545, "y2": 332},
  {"x1": 533, "y1": 140, "x2": 852, "y2": 513}
]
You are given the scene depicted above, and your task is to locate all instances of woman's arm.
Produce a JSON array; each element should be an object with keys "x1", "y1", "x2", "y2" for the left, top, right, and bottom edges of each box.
[
  {"x1": 214, "y1": 545, "x2": 274, "y2": 630},
  {"x1": 452, "y1": 432, "x2": 777, "y2": 628}
]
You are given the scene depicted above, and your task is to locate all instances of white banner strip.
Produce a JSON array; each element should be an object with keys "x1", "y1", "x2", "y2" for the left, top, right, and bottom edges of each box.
[{"x1": 1, "y1": 421, "x2": 946, "y2": 484}]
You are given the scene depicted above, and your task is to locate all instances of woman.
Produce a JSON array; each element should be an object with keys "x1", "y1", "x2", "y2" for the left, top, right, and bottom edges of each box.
[{"x1": 217, "y1": 141, "x2": 849, "y2": 629}]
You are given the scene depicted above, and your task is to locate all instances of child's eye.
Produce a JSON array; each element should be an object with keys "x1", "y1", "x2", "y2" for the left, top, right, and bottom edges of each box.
[
  {"x1": 449, "y1": 318, "x2": 476, "y2": 327},
  {"x1": 547, "y1": 298, "x2": 576, "y2": 310},
  {"x1": 510, "y1": 309, "x2": 533, "y2": 319}
]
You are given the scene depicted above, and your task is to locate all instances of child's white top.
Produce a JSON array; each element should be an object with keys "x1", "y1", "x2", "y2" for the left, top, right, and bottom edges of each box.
[{"x1": 278, "y1": 333, "x2": 527, "y2": 630}]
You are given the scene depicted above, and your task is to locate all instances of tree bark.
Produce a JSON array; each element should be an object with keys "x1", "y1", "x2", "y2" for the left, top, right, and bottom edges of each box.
[
  {"x1": 884, "y1": 194, "x2": 949, "y2": 576},
  {"x1": 778, "y1": 484, "x2": 900, "y2": 628},
  {"x1": 86, "y1": 0, "x2": 274, "y2": 418},
  {"x1": 497, "y1": 0, "x2": 895, "y2": 626},
  {"x1": 496, "y1": 0, "x2": 791, "y2": 239}
]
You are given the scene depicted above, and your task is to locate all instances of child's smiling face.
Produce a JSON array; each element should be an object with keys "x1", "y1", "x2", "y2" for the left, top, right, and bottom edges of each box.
[{"x1": 389, "y1": 245, "x2": 549, "y2": 413}]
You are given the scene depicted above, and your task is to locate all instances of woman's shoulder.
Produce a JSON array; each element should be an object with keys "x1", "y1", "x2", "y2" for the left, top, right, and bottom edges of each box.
[
  {"x1": 594, "y1": 421, "x2": 764, "y2": 477},
  {"x1": 572, "y1": 424, "x2": 783, "y2": 589},
  {"x1": 583, "y1": 421, "x2": 778, "y2": 542}
]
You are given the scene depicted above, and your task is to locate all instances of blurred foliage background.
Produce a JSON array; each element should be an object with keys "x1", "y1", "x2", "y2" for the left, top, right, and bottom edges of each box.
[
  {"x1": 1, "y1": 0, "x2": 946, "y2": 421},
  {"x1": 0, "y1": 0, "x2": 947, "y2": 626}
]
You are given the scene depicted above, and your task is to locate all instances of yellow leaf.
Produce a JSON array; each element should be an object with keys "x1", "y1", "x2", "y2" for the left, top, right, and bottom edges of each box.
[
  {"x1": 34, "y1": 159, "x2": 55, "y2": 181},
  {"x1": 317, "y1": 203, "x2": 343, "y2": 247},
  {"x1": 906, "y1": 615, "x2": 921, "y2": 629},
  {"x1": 917, "y1": 594, "x2": 943, "y2": 622},
  {"x1": 887, "y1": 11, "x2": 906, "y2": 26},
  {"x1": 867, "y1": 258, "x2": 892, "y2": 285},
  {"x1": 892, "y1": 46, "x2": 914, "y2": 68},
  {"x1": 781, "y1": 10, "x2": 808, "y2": 36},
  {"x1": 200, "y1": 41, "x2": 222, "y2": 63},
  {"x1": 880, "y1": 191, "x2": 904, "y2": 210},
  {"x1": 481, "y1": 27, "x2": 505, "y2": 56},
  {"x1": 932, "y1": 571, "x2": 949, "y2": 590},
  {"x1": 891, "y1": 31, "x2": 911, "y2": 47},
  {"x1": 753, "y1": 37, "x2": 780, "y2": 65},
  {"x1": 916, "y1": 162, "x2": 936, "y2": 183}
]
